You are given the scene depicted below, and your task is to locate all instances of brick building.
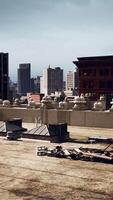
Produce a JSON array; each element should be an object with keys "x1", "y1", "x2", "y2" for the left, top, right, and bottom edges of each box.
[{"x1": 73, "y1": 56, "x2": 113, "y2": 106}]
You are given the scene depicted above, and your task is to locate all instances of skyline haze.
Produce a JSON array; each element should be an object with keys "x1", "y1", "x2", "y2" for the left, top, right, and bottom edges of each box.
[{"x1": 0, "y1": 0, "x2": 113, "y2": 81}]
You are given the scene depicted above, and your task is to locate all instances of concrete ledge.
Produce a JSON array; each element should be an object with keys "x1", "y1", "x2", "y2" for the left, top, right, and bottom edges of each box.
[
  {"x1": 85, "y1": 111, "x2": 113, "y2": 128},
  {"x1": 70, "y1": 111, "x2": 86, "y2": 126},
  {"x1": 1, "y1": 107, "x2": 113, "y2": 128},
  {"x1": 0, "y1": 107, "x2": 40, "y2": 123}
]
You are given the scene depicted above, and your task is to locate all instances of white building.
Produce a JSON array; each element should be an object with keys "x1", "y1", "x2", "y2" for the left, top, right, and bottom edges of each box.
[
  {"x1": 66, "y1": 69, "x2": 79, "y2": 95},
  {"x1": 40, "y1": 66, "x2": 63, "y2": 95}
]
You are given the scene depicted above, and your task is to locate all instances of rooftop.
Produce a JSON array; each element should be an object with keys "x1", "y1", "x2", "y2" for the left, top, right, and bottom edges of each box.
[
  {"x1": 0, "y1": 125, "x2": 113, "y2": 199},
  {"x1": 77, "y1": 55, "x2": 113, "y2": 61},
  {"x1": 73, "y1": 55, "x2": 113, "y2": 66}
]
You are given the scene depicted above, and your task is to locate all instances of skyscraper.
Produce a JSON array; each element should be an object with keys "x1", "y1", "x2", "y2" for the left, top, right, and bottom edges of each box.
[
  {"x1": 41, "y1": 66, "x2": 63, "y2": 95},
  {"x1": 17, "y1": 63, "x2": 31, "y2": 96},
  {"x1": 0, "y1": 52, "x2": 9, "y2": 100},
  {"x1": 66, "y1": 71, "x2": 74, "y2": 91},
  {"x1": 30, "y1": 76, "x2": 41, "y2": 93},
  {"x1": 66, "y1": 70, "x2": 79, "y2": 93}
]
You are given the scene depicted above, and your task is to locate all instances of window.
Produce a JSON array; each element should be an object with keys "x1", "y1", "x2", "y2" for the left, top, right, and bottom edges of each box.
[
  {"x1": 111, "y1": 69, "x2": 113, "y2": 75},
  {"x1": 99, "y1": 68, "x2": 109, "y2": 76},
  {"x1": 107, "y1": 81, "x2": 112, "y2": 89},
  {"x1": 99, "y1": 81, "x2": 105, "y2": 88},
  {"x1": 99, "y1": 81, "x2": 113, "y2": 89}
]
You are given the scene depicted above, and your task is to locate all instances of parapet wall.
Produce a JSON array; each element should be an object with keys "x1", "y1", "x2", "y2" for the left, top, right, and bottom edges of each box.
[
  {"x1": 47, "y1": 110, "x2": 113, "y2": 128},
  {"x1": 0, "y1": 107, "x2": 40, "y2": 123},
  {"x1": 0, "y1": 107, "x2": 113, "y2": 128}
]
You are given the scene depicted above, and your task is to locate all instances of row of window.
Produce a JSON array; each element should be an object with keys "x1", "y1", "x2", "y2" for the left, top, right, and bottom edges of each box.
[
  {"x1": 99, "y1": 81, "x2": 113, "y2": 89},
  {"x1": 82, "y1": 81, "x2": 113, "y2": 89},
  {"x1": 79, "y1": 68, "x2": 113, "y2": 77}
]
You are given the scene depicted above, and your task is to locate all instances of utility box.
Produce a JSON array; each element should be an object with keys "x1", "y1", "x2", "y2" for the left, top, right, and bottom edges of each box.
[
  {"x1": 5, "y1": 118, "x2": 27, "y2": 140},
  {"x1": 5, "y1": 118, "x2": 27, "y2": 132},
  {"x1": 48, "y1": 123, "x2": 69, "y2": 143}
]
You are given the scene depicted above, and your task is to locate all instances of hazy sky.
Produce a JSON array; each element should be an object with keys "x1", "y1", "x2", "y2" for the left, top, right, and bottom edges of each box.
[{"x1": 1, "y1": 0, "x2": 113, "y2": 81}]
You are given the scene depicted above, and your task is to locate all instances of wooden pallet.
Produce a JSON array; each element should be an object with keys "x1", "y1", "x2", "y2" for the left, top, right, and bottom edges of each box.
[{"x1": 0, "y1": 123, "x2": 50, "y2": 140}]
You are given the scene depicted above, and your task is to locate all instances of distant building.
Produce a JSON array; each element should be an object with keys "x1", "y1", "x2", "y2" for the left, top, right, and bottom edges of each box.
[
  {"x1": 27, "y1": 93, "x2": 44, "y2": 103},
  {"x1": 30, "y1": 78, "x2": 35, "y2": 93},
  {"x1": 9, "y1": 80, "x2": 17, "y2": 101},
  {"x1": 30, "y1": 76, "x2": 41, "y2": 93},
  {"x1": 66, "y1": 70, "x2": 79, "y2": 95},
  {"x1": 66, "y1": 71, "x2": 74, "y2": 91},
  {"x1": 34, "y1": 76, "x2": 41, "y2": 93},
  {"x1": 17, "y1": 63, "x2": 31, "y2": 96},
  {"x1": 73, "y1": 55, "x2": 113, "y2": 107},
  {"x1": 0, "y1": 52, "x2": 9, "y2": 100},
  {"x1": 40, "y1": 76, "x2": 44, "y2": 94},
  {"x1": 41, "y1": 66, "x2": 63, "y2": 95},
  {"x1": 63, "y1": 81, "x2": 66, "y2": 91}
]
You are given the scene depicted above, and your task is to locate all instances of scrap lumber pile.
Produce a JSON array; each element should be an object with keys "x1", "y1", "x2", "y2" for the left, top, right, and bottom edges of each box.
[
  {"x1": 37, "y1": 145, "x2": 113, "y2": 164},
  {"x1": 88, "y1": 136, "x2": 113, "y2": 143}
]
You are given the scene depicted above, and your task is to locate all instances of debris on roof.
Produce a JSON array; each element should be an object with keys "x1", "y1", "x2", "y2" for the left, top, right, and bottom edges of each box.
[{"x1": 37, "y1": 145, "x2": 113, "y2": 164}]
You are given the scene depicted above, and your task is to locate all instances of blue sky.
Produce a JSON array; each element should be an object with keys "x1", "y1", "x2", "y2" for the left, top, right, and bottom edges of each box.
[{"x1": 0, "y1": 0, "x2": 113, "y2": 81}]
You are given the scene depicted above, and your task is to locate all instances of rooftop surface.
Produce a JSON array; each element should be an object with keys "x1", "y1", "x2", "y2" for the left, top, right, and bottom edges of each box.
[
  {"x1": 76, "y1": 55, "x2": 113, "y2": 61},
  {"x1": 73, "y1": 55, "x2": 113, "y2": 67},
  {"x1": 0, "y1": 125, "x2": 113, "y2": 200}
]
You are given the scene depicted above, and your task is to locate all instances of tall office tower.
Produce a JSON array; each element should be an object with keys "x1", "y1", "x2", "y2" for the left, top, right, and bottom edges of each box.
[
  {"x1": 40, "y1": 76, "x2": 44, "y2": 94},
  {"x1": 66, "y1": 71, "x2": 74, "y2": 91},
  {"x1": 34, "y1": 76, "x2": 41, "y2": 93},
  {"x1": 17, "y1": 63, "x2": 31, "y2": 96},
  {"x1": 66, "y1": 70, "x2": 79, "y2": 95},
  {"x1": 30, "y1": 76, "x2": 41, "y2": 93},
  {"x1": 0, "y1": 52, "x2": 9, "y2": 100},
  {"x1": 54, "y1": 67, "x2": 63, "y2": 92},
  {"x1": 30, "y1": 78, "x2": 35, "y2": 93},
  {"x1": 63, "y1": 81, "x2": 66, "y2": 91},
  {"x1": 41, "y1": 66, "x2": 63, "y2": 95}
]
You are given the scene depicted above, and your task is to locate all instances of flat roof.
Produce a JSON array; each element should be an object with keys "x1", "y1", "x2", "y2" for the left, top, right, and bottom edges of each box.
[
  {"x1": 77, "y1": 55, "x2": 113, "y2": 61},
  {"x1": 73, "y1": 55, "x2": 113, "y2": 67},
  {"x1": 0, "y1": 125, "x2": 113, "y2": 199}
]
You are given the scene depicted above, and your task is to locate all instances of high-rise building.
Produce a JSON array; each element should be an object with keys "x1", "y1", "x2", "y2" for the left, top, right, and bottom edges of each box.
[
  {"x1": 30, "y1": 76, "x2": 41, "y2": 93},
  {"x1": 66, "y1": 71, "x2": 74, "y2": 91},
  {"x1": 66, "y1": 70, "x2": 79, "y2": 95},
  {"x1": 34, "y1": 76, "x2": 41, "y2": 93},
  {"x1": 0, "y1": 52, "x2": 9, "y2": 100},
  {"x1": 41, "y1": 66, "x2": 63, "y2": 95},
  {"x1": 17, "y1": 63, "x2": 31, "y2": 96},
  {"x1": 63, "y1": 81, "x2": 66, "y2": 91},
  {"x1": 9, "y1": 80, "x2": 17, "y2": 101},
  {"x1": 30, "y1": 78, "x2": 35, "y2": 93},
  {"x1": 40, "y1": 76, "x2": 44, "y2": 94}
]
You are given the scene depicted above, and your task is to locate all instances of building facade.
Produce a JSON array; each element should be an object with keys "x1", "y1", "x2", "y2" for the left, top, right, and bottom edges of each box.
[
  {"x1": 66, "y1": 71, "x2": 74, "y2": 91},
  {"x1": 17, "y1": 63, "x2": 31, "y2": 96},
  {"x1": 30, "y1": 76, "x2": 41, "y2": 93},
  {"x1": 34, "y1": 76, "x2": 41, "y2": 93},
  {"x1": 27, "y1": 93, "x2": 44, "y2": 103},
  {"x1": 0, "y1": 52, "x2": 9, "y2": 100},
  {"x1": 73, "y1": 55, "x2": 113, "y2": 103},
  {"x1": 66, "y1": 70, "x2": 79, "y2": 95},
  {"x1": 41, "y1": 66, "x2": 63, "y2": 95},
  {"x1": 9, "y1": 80, "x2": 17, "y2": 101}
]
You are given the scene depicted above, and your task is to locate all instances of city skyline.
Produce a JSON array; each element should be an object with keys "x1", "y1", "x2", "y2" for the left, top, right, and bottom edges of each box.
[{"x1": 1, "y1": 0, "x2": 113, "y2": 81}]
